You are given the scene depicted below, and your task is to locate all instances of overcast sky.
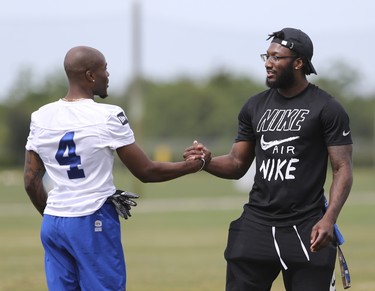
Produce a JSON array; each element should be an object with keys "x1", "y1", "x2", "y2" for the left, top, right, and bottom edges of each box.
[{"x1": 1, "y1": 0, "x2": 374, "y2": 101}]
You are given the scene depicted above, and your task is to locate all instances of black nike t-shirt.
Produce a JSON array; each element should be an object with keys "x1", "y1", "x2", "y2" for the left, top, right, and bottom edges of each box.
[{"x1": 236, "y1": 83, "x2": 352, "y2": 226}]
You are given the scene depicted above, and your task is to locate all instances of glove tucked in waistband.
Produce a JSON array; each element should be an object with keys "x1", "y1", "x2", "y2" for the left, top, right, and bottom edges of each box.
[{"x1": 107, "y1": 190, "x2": 139, "y2": 219}]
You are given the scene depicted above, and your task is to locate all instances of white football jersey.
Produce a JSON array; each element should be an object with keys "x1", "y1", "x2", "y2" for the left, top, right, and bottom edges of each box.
[{"x1": 25, "y1": 99, "x2": 135, "y2": 217}]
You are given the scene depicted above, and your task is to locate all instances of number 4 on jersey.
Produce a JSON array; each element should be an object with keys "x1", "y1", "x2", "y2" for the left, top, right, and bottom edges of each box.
[{"x1": 55, "y1": 131, "x2": 85, "y2": 179}]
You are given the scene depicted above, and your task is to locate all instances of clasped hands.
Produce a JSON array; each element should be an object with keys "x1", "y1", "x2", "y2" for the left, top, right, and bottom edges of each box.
[{"x1": 183, "y1": 140, "x2": 211, "y2": 171}]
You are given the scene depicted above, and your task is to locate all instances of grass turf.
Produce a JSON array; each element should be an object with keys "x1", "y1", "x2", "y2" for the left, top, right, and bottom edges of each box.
[{"x1": 0, "y1": 167, "x2": 373, "y2": 291}]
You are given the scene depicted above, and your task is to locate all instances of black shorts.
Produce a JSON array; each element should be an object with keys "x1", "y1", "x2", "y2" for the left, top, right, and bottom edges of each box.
[{"x1": 224, "y1": 214, "x2": 337, "y2": 291}]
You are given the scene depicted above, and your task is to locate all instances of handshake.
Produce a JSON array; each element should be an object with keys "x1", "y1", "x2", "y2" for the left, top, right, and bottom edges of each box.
[{"x1": 183, "y1": 140, "x2": 211, "y2": 172}]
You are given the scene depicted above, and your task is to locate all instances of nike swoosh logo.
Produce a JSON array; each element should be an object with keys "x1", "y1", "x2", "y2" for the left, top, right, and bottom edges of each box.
[
  {"x1": 343, "y1": 130, "x2": 351, "y2": 136},
  {"x1": 260, "y1": 135, "x2": 300, "y2": 150}
]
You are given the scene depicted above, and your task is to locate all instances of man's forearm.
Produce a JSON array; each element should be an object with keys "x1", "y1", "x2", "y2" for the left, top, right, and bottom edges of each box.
[
  {"x1": 326, "y1": 166, "x2": 352, "y2": 224},
  {"x1": 24, "y1": 150, "x2": 47, "y2": 216}
]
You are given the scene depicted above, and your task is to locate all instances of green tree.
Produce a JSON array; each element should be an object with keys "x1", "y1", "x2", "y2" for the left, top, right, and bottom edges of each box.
[
  {"x1": 140, "y1": 71, "x2": 265, "y2": 139},
  {"x1": 0, "y1": 65, "x2": 374, "y2": 167}
]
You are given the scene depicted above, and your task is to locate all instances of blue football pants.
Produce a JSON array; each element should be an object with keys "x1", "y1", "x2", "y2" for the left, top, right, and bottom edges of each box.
[{"x1": 41, "y1": 203, "x2": 126, "y2": 291}]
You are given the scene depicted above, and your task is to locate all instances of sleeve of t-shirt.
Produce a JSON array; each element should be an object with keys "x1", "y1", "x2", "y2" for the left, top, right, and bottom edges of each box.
[
  {"x1": 25, "y1": 114, "x2": 38, "y2": 152},
  {"x1": 321, "y1": 98, "x2": 353, "y2": 146},
  {"x1": 106, "y1": 108, "x2": 135, "y2": 150},
  {"x1": 235, "y1": 99, "x2": 256, "y2": 142}
]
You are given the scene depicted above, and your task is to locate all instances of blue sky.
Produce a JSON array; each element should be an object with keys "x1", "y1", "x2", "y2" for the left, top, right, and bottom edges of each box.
[{"x1": 1, "y1": 0, "x2": 374, "y2": 101}]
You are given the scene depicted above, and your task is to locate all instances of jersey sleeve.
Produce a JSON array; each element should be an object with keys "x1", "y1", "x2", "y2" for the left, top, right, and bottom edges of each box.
[
  {"x1": 106, "y1": 108, "x2": 135, "y2": 150},
  {"x1": 321, "y1": 98, "x2": 352, "y2": 146},
  {"x1": 25, "y1": 114, "x2": 38, "y2": 152}
]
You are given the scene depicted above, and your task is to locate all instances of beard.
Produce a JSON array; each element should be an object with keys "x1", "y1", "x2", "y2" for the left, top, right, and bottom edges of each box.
[
  {"x1": 98, "y1": 94, "x2": 108, "y2": 99},
  {"x1": 94, "y1": 86, "x2": 108, "y2": 99},
  {"x1": 266, "y1": 62, "x2": 296, "y2": 89}
]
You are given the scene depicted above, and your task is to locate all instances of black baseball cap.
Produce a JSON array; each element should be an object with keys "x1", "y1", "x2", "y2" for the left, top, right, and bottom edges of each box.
[{"x1": 267, "y1": 27, "x2": 317, "y2": 75}]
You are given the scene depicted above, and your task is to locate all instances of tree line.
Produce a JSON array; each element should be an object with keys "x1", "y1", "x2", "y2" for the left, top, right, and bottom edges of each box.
[{"x1": 1, "y1": 63, "x2": 374, "y2": 168}]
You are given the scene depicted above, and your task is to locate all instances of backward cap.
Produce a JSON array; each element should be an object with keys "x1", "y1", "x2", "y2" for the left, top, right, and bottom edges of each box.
[{"x1": 267, "y1": 27, "x2": 317, "y2": 75}]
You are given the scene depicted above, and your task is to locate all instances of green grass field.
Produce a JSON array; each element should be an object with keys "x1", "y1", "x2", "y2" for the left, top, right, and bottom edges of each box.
[{"x1": 0, "y1": 167, "x2": 374, "y2": 291}]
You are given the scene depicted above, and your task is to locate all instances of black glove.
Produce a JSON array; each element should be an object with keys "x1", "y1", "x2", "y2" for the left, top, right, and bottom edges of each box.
[{"x1": 108, "y1": 190, "x2": 139, "y2": 219}]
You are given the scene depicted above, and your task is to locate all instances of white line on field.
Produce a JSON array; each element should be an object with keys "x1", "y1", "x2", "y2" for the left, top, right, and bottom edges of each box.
[
  {"x1": 1, "y1": 192, "x2": 373, "y2": 217},
  {"x1": 0, "y1": 197, "x2": 247, "y2": 217}
]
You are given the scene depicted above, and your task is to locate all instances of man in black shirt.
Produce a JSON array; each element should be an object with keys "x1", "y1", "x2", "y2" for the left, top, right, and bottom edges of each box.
[{"x1": 185, "y1": 28, "x2": 353, "y2": 291}]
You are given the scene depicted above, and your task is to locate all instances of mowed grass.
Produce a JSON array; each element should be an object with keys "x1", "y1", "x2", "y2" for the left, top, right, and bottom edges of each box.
[{"x1": 0, "y1": 167, "x2": 374, "y2": 291}]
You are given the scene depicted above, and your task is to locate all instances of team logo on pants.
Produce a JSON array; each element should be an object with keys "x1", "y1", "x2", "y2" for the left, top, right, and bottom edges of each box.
[{"x1": 95, "y1": 220, "x2": 103, "y2": 232}]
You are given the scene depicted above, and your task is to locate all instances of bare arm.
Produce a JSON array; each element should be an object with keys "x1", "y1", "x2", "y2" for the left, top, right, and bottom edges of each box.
[
  {"x1": 325, "y1": 144, "x2": 353, "y2": 223},
  {"x1": 310, "y1": 144, "x2": 353, "y2": 252},
  {"x1": 184, "y1": 140, "x2": 255, "y2": 180},
  {"x1": 116, "y1": 142, "x2": 206, "y2": 183},
  {"x1": 24, "y1": 150, "x2": 48, "y2": 216}
]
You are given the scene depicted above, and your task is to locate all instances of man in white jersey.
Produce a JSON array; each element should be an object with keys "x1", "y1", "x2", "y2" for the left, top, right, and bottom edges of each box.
[
  {"x1": 24, "y1": 46, "x2": 208, "y2": 291},
  {"x1": 184, "y1": 28, "x2": 353, "y2": 290}
]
